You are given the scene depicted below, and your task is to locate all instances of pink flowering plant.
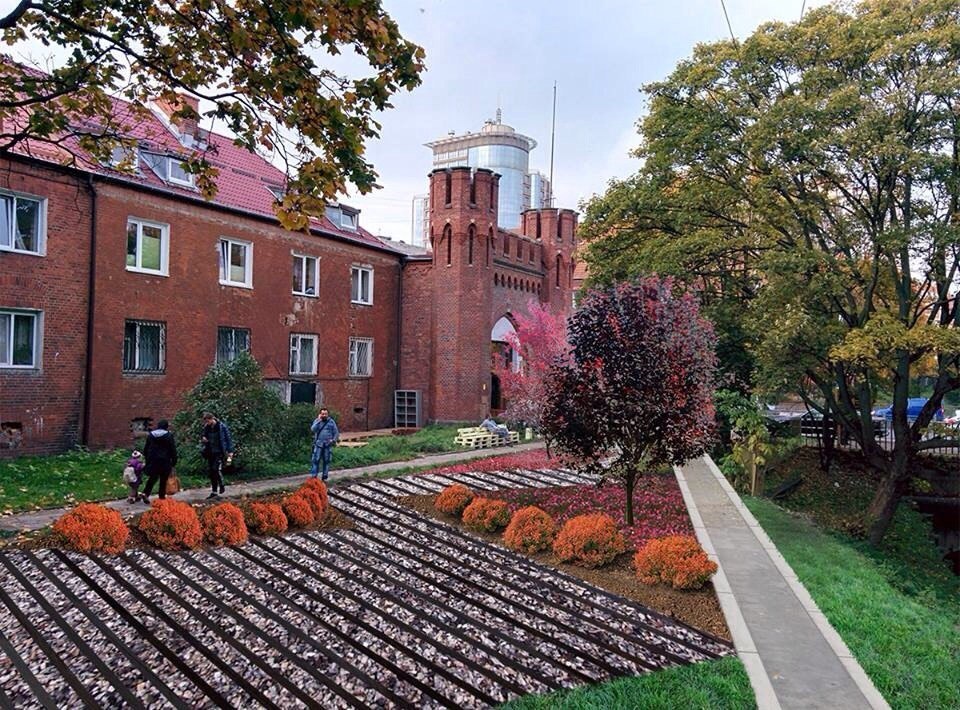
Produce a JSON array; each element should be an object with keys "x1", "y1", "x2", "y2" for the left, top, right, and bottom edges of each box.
[
  {"x1": 423, "y1": 449, "x2": 554, "y2": 477},
  {"x1": 498, "y1": 471, "x2": 693, "y2": 550}
]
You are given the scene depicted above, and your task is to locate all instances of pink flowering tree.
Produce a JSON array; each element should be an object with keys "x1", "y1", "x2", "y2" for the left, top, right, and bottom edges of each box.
[
  {"x1": 494, "y1": 300, "x2": 570, "y2": 430},
  {"x1": 542, "y1": 277, "x2": 717, "y2": 525}
]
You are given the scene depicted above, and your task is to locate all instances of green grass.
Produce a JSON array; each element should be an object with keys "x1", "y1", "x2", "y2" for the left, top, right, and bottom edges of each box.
[
  {"x1": 0, "y1": 425, "x2": 471, "y2": 514},
  {"x1": 501, "y1": 657, "x2": 754, "y2": 709},
  {"x1": 746, "y1": 498, "x2": 960, "y2": 710}
]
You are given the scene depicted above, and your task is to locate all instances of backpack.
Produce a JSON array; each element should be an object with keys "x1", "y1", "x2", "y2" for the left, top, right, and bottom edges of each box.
[{"x1": 122, "y1": 465, "x2": 138, "y2": 484}]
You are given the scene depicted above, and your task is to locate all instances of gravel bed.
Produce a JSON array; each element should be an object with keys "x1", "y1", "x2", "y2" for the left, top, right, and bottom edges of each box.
[{"x1": 0, "y1": 466, "x2": 730, "y2": 707}]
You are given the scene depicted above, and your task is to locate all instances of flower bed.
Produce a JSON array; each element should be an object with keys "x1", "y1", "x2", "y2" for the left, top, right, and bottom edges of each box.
[
  {"x1": 424, "y1": 449, "x2": 554, "y2": 477},
  {"x1": 498, "y1": 471, "x2": 692, "y2": 550}
]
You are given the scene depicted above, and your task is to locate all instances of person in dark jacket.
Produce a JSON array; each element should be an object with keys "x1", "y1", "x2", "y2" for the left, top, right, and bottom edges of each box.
[
  {"x1": 141, "y1": 419, "x2": 178, "y2": 502},
  {"x1": 201, "y1": 411, "x2": 234, "y2": 499}
]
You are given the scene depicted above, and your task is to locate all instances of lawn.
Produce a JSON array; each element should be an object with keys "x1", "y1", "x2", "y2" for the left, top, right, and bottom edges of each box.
[
  {"x1": 501, "y1": 656, "x2": 754, "y2": 710},
  {"x1": 746, "y1": 497, "x2": 960, "y2": 710},
  {"x1": 0, "y1": 425, "x2": 470, "y2": 513}
]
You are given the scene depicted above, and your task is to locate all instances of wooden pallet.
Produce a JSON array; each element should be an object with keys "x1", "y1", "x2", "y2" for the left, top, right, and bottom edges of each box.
[{"x1": 453, "y1": 427, "x2": 520, "y2": 449}]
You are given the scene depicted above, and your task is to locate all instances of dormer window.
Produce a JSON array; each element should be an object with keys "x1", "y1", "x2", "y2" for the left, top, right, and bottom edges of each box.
[
  {"x1": 108, "y1": 144, "x2": 138, "y2": 170},
  {"x1": 141, "y1": 151, "x2": 195, "y2": 188},
  {"x1": 325, "y1": 204, "x2": 359, "y2": 232},
  {"x1": 266, "y1": 184, "x2": 285, "y2": 201}
]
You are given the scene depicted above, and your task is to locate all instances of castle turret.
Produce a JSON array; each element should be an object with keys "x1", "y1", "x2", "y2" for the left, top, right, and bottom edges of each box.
[
  {"x1": 428, "y1": 167, "x2": 499, "y2": 421},
  {"x1": 521, "y1": 207, "x2": 578, "y2": 313}
]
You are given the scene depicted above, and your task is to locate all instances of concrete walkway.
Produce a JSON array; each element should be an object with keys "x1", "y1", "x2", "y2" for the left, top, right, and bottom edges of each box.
[
  {"x1": 0, "y1": 441, "x2": 544, "y2": 534},
  {"x1": 676, "y1": 457, "x2": 889, "y2": 710}
]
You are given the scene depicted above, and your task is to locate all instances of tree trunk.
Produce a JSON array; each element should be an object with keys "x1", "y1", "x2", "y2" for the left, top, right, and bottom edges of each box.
[
  {"x1": 625, "y1": 470, "x2": 636, "y2": 526},
  {"x1": 865, "y1": 422, "x2": 911, "y2": 545},
  {"x1": 747, "y1": 447, "x2": 758, "y2": 496}
]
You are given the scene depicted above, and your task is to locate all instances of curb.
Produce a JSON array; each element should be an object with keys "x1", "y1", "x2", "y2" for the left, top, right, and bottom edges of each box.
[
  {"x1": 699, "y1": 455, "x2": 890, "y2": 710},
  {"x1": 674, "y1": 464, "x2": 782, "y2": 710}
]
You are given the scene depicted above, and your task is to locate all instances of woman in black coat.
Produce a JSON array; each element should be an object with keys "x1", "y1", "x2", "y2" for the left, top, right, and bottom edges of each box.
[{"x1": 141, "y1": 419, "x2": 178, "y2": 502}]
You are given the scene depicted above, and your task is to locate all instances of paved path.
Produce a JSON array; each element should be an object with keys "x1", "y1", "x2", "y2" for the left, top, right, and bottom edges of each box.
[
  {"x1": 0, "y1": 466, "x2": 730, "y2": 707},
  {"x1": 0, "y1": 442, "x2": 544, "y2": 533},
  {"x1": 676, "y1": 457, "x2": 889, "y2": 710}
]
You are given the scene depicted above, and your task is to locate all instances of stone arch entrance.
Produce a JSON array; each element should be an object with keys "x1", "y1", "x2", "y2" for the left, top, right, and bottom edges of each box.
[{"x1": 490, "y1": 316, "x2": 518, "y2": 412}]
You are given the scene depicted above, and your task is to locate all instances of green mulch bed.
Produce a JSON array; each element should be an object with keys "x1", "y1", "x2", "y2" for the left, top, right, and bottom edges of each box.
[
  {"x1": 501, "y1": 656, "x2": 754, "y2": 709},
  {"x1": 0, "y1": 425, "x2": 467, "y2": 514},
  {"x1": 746, "y1": 497, "x2": 960, "y2": 709}
]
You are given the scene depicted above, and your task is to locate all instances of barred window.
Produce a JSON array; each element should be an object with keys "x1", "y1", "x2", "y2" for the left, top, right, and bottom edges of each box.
[
  {"x1": 348, "y1": 337, "x2": 373, "y2": 377},
  {"x1": 123, "y1": 320, "x2": 165, "y2": 372},
  {"x1": 217, "y1": 326, "x2": 250, "y2": 364}
]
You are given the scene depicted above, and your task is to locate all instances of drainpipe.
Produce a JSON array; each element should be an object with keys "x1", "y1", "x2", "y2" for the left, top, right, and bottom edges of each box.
[
  {"x1": 395, "y1": 256, "x2": 406, "y2": 425},
  {"x1": 81, "y1": 173, "x2": 97, "y2": 446}
]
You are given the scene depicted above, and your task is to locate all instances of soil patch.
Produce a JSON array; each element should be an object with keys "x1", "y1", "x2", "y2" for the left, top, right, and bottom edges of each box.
[{"x1": 400, "y1": 492, "x2": 730, "y2": 640}]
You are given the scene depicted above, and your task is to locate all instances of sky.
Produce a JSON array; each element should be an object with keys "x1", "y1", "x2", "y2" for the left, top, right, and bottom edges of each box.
[
  {"x1": 2, "y1": 0, "x2": 829, "y2": 241},
  {"x1": 346, "y1": 0, "x2": 830, "y2": 241}
]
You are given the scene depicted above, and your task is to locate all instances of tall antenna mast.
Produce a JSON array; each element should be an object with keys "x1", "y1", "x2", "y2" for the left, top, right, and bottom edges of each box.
[{"x1": 548, "y1": 81, "x2": 557, "y2": 207}]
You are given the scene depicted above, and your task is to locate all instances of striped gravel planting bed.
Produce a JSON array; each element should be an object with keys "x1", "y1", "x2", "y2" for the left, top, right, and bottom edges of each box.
[{"x1": 0, "y1": 468, "x2": 733, "y2": 708}]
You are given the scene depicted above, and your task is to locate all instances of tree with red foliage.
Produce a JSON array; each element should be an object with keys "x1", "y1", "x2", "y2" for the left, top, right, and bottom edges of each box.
[
  {"x1": 494, "y1": 300, "x2": 570, "y2": 429},
  {"x1": 542, "y1": 277, "x2": 717, "y2": 525}
]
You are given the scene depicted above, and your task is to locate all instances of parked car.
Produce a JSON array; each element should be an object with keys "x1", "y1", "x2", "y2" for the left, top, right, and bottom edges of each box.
[{"x1": 871, "y1": 398, "x2": 945, "y2": 422}]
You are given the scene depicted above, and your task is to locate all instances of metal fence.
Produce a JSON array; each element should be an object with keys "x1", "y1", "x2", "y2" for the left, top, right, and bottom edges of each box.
[{"x1": 793, "y1": 416, "x2": 960, "y2": 458}]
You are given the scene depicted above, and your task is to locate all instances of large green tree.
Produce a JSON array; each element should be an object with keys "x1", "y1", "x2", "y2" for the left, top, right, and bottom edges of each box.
[
  {"x1": 0, "y1": 0, "x2": 424, "y2": 227},
  {"x1": 581, "y1": 0, "x2": 960, "y2": 544}
]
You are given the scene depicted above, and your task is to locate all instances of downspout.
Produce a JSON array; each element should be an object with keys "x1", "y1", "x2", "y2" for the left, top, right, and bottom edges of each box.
[
  {"x1": 395, "y1": 255, "x2": 406, "y2": 425},
  {"x1": 81, "y1": 173, "x2": 97, "y2": 446}
]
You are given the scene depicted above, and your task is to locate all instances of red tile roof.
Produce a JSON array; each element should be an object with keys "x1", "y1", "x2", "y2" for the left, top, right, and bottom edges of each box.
[{"x1": 9, "y1": 91, "x2": 397, "y2": 252}]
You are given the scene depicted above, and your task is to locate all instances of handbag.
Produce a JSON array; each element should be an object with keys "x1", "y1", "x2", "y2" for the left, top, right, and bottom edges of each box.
[{"x1": 165, "y1": 470, "x2": 181, "y2": 495}]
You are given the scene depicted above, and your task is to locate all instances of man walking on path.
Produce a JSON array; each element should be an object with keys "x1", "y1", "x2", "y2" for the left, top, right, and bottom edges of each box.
[
  {"x1": 201, "y1": 412, "x2": 234, "y2": 499},
  {"x1": 141, "y1": 419, "x2": 178, "y2": 502},
  {"x1": 310, "y1": 407, "x2": 339, "y2": 480}
]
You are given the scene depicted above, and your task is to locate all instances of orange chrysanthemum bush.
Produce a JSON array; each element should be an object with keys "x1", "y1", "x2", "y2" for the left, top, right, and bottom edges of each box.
[
  {"x1": 245, "y1": 502, "x2": 288, "y2": 536},
  {"x1": 462, "y1": 497, "x2": 511, "y2": 533},
  {"x1": 434, "y1": 484, "x2": 475, "y2": 517},
  {"x1": 201, "y1": 503, "x2": 248, "y2": 547},
  {"x1": 301, "y1": 478, "x2": 329, "y2": 513},
  {"x1": 139, "y1": 499, "x2": 203, "y2": 551},
  {"x1": 298, "y1": 484, "x2": 328, "y2": 520},
  {"x1": 282, "y1": 493, "x2": 316, "y2": 528},
  {"x1": 633, "y1": 535, "x2": 718, "y2": 590},
  {"x1": 503, "y1": 506, "x2": 556, "y2": 554},
  {"x1": 53, "y1": 503, "x2": 129, "y2": 554},
  {"x1": 552, "y1": 513, "x2": 627, "y2": 568}
]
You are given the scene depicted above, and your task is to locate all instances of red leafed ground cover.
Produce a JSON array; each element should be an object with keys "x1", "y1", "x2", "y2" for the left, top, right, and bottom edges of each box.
[
  {"x1": 424, "y1": 449, "x2": 554, "y2": 477},
  {"x1": 497, "y1": 472, "x2": 693, "y2": 550}
]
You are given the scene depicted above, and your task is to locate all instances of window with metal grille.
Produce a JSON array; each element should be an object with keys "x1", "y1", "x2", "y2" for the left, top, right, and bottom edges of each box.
[
  {"x1": 289, "y1": 333, "x2": 318, "y2": 375},
  {"x1": 348, "y1": 337, "x2": 373, "y2": 377},
  {"x1": 123, "y1": 320, "x2": 165, "y2": 372},
  {"x1": 216, "y1": 326, "x2": 250, "y2": 364}
]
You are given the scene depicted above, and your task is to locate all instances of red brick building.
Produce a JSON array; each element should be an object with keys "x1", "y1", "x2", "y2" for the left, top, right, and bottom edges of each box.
[{"x1": 0, "y1": 98, "x2": 577, "y2": 456}]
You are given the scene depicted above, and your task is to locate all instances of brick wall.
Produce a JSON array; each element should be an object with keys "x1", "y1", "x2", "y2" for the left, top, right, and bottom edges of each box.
[
  {"x1": 86, "y1": 182, "x2": 400, "y2": 449},
  {"x1": 399, "y1": 259, "x2": 434, "y2": 425},
  {"x1": 0, "y1": 159, "x2": 91, "y2": 456}
]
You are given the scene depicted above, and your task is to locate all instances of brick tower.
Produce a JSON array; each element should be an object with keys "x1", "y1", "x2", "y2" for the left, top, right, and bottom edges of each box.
[
  {"x1": 520, "y1": 207, "x2": 578, "y2": 313},
  {"x1": 428, "y1": 167, "x2": 500, "y2": 421}
]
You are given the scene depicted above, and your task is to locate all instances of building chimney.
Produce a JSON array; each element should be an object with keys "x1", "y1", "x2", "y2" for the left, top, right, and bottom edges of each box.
[{"x1": 154, "y1": 92, "x2": 200, "y2": 142}]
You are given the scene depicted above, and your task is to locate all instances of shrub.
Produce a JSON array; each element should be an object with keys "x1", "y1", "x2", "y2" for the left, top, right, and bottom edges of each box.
[
  {"x1": 300, "y1": 478, "x2": 329, "y2": 515},
  {"x1": 634, "y1": 535, "x2": 718, "y2": 590},
  {"x1": 552, "y1": 513, "x2": 627, "y2": 568},
  {"x1": 139, "y1": 499, "x2": 203, "y2": 551},
  {"x1": 297, "y1": 486, "x2": 326, "y2": 520},
  {"x1": 282, "y1": 493, "x2": 316, "y2": 528},
  {"x1": 503, "y1": 506, "x2": 556, "y2": 553},
  {"x1": 434, "y1": 484, "x2": 475, "y2": 517},
  {"x1": 462, "y1": 497, "x2": 511, "y2": 532},
  {"x1": 201, "y1": 503, "x2": 248, "y2": 546},
  {"x1": 245, "y1": 502, "x2": 288, "y2": 536},
  {"x1": 52, "y1": 503, "x2": 129, "y2": 554}
]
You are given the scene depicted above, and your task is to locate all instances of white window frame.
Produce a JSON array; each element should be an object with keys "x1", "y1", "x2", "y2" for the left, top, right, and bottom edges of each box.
[
  {"x1": 219, "y1": 237, "x2": 253, "y2": 289},
  {"x1": 348, "y1": 337, "x2": 373, "y2": 378},
  {"x1": 166, "y1": 158, "x2": 194, "y2": 187},
  {"x1": 140, "y1": 150, "x2": 195, "y2": 188},
  {"x1": 122, "y1": 319, "x2": 166, "y2": 373},
  {"x1": 351, "y1": 265, "x2": 374, "y2": 306},
  {"x1": 216, "y1": 326, "x2": 251, "y2": 364},
  {"x1": 126, "y1": 218, "x2": 169, "y2": 276},
  {"x1": 0, "y1": 309, "x2": 41, "y2": 369},
  {"x1": 289, "y1": 333, "x2": 318, "y2": 376},
  {"x1": 292, "y1": 253, "x2": 319, "y2": 297},
  {"x1": 0, "y1": 190, "x2": 46, "y2": 256},
  {"x1": 339, "y1": 209, "x2": 358, "y2": 231}
]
